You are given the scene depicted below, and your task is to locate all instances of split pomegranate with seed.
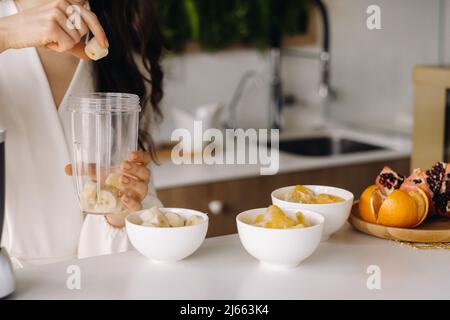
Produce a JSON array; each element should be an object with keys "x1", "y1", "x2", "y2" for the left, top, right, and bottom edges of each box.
[
  {"x1": 423, "y1": 162, "x2": 449, "y2": 217},
  {"x1": 375, "y1": 166, "x2": 405, "y2": 196},
  {"x1": 400, "y1": 169, "x2": 436, "y2": 215},
  {"x1": 434, "y1": 163, "x2": 450, "y2": 217},
  {"x1": 370, "y1": 162, "x2": 450, "y2": 222},
  {"x1": 426, "y1": 162, "x2": 446, "y2": 196},
  {"x1": 400, "y1": 169, "x2": 431, "y2": 195}
]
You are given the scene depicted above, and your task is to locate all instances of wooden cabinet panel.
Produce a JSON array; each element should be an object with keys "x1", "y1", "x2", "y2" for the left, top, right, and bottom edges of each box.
[{"x1": 157, "y1": 158, "x2": 410, "y2": 237}]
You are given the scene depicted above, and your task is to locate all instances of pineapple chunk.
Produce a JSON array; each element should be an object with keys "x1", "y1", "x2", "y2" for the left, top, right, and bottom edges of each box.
[
  {"x1": 285, "y1": 185, "x2": 315, "y2": 203},
  {"x1": 285, "y1": 185, "x2": 344, "y2": 204},
  {"x1": 315, "y1": 193, "x2": 345, "y2": 204},
  {"x1": 296, "y1": 211, "x2": 310, "y2": 227}
]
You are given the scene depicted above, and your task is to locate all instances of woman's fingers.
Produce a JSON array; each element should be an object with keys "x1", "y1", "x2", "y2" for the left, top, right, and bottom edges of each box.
[
  {"x1": 65, "y1": 163, "x2": 95, "y2": 177},
  {"x1": 51, "y1": 0, "x2": 107, "y2": 50},
  {"x1": 49, "y1": 6, "x2": 81, "y2": 44},
  {"x1": 68, "y1": 42, "x2": 89, "y2": 60},
  {"x1": 129, "y1": 151, "x2": 151, "y2": 166},
  {"x1": 53, "y1": 0, "x2": 88, "y2": 37},
  {"x1": 65, "y1": 164, "x2": 73, "y2": 176},
  {"x1": 120, "y1": 161, "x2": 150, "y2": 183},
  {"x1": 64, "y1": 163, "x2": 110, "y2": 182},
  {"x1": 74, "y1": 4, "x2": 108, "y2": 48},
  {"x1": 120, "y1": 175, "x2": 148, "y2": 200},
  {"x1": 121, "y1": 194, "x2": 143, "y2": 213},
  {"x1": 45, "y1": 24, "x2": 75, "y2": 52}
]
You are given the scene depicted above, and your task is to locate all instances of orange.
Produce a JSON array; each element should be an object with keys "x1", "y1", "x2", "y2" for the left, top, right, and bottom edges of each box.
[
  {"x1": 359, "y1": 185, "x2": 383, "y2": 224},
  {"x1": 408, "y1": 188, "x2": 429, "y2": 227},
  {"x1": 377, "y1": 190, "x2": 419, "y2": 228}
]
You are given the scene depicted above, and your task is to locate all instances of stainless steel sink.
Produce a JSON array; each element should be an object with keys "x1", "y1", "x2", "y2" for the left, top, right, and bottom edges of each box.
[{"x1": 278, "y1": 136, "x2": 388, "y2": 157}]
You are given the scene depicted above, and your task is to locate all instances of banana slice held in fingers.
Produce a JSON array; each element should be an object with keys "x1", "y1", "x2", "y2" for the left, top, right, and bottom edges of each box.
[{"x1": 85, "y1": 37, "x2": 109, "y2": 61}]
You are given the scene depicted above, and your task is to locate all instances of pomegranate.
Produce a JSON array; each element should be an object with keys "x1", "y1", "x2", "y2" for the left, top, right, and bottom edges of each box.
[
  {"x1": 374, "y1": 162, "x2": 450, "y2": 219},
  {"x1": 434, "y1": 163, "x2": 450, "y2": 217},
  {"x1": 400, "y1": 169, "x2": 432, "y2": 196},
  {"x1": 375, "y1": 166, "x2": 405, "y2": 196},
  {"x1": 439, "y1": 163, "x2": 450, "y2": 194},
  {"x1": 426, "y1": 162, "x2": 446, "y2": 195},
  {"x1": 423, "y1": 162, "x2": 448, "y2": 217},
  {"x1": 433, "y1": 193, "x2": 449, "y2": 217},
  {"x1": 400, "y1": 168, "x2": 435, "y2": 215}
]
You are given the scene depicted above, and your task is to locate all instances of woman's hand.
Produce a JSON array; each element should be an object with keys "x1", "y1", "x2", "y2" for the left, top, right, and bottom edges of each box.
[
  {"x1": 106, "y1": 151, "x2": 152, "y2": 228},
  {"x1": 0, "y1": 0, "x2": 108, "y2": 58}
]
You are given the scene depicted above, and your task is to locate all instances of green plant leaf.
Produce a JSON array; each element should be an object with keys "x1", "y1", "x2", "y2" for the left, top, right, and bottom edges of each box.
[
  {"x1": 184, "y1": 0, "x2": 200, "y2": 40},
  {"x1": 155, "y1": 0, "x2": 310, "y2": 53}
]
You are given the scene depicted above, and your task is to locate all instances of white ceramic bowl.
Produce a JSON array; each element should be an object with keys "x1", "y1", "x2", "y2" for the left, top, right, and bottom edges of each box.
[
  {"x1": 126, "y1": 208, "x2": 208, "y2": 263},
  {"x1": 271, "y1": 185, "x2": 354, "y2": 241},
  {"x1": 236, "y1": 208, "x2": 324, "y2": 269}
]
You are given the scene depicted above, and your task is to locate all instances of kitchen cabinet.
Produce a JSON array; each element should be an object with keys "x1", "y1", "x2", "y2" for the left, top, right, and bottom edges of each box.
[{"x1": 157, "y1": 158, "x2": 410, "y2": 237}]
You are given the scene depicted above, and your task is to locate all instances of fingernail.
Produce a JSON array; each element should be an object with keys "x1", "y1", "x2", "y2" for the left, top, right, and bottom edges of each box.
[
  {"x1": 121, "y1": 176, "x2": 130, "y2": 184},
  {"x1": 122, "y1": 162, "x2": 131, "y2": 170}
]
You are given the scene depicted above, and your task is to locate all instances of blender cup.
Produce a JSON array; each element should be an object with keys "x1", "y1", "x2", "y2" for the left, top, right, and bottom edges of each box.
[{"x1": 69, "y1": 93, "x2": 141, "y2": 215}]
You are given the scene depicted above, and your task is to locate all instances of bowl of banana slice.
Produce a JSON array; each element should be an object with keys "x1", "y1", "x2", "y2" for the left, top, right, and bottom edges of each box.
[{"x1": 126, "y1": 207, "x2": 209, "y2": 263}]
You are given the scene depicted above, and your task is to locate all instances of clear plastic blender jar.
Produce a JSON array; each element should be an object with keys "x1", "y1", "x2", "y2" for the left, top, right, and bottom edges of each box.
[{"x1": 69, "y1": 93, "x2": 141, "y2": 215}]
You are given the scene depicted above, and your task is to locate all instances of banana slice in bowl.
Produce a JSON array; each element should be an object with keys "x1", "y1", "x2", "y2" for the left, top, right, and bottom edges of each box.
[
  {"x1": 126, "y1": 208, "x2": 209, "y2": 262},
  {"x1": 140, "y1": 207, "x2": 170, "y2": 227},
  {"x1": 165, "y1": 212, "x2": 185, "y2": 227}
]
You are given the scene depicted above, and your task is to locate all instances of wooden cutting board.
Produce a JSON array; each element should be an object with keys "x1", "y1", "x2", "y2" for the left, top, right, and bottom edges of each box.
[{"x1": 349, "y1": 205, "x2": 450, "y2": 243}]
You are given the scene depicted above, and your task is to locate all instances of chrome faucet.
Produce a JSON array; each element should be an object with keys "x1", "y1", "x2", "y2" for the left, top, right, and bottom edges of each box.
[
  {"x1": 226, "y1": 0, "x2": 331, "y2": 131},
  {"x1": 226, "y1": 70, "x2": 265, "y2": 130},
  {"x1": 270, "y1": 0, "x2": 332, "y2": 130},
  {"x1": 269, "y1": 48, "x2": 283, "y2": 130},
  {"x1": 315, "y1": 0, "x2": 331, "y2": 99}
]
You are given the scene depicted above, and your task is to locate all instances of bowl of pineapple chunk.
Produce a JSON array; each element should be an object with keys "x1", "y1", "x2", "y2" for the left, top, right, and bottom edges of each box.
[
  {"x1": 272, "y1": 185, "x2": 354, "y2": 241},
  {"x1": 236, "y1": 205, "x2": 324, "y2": 269}
]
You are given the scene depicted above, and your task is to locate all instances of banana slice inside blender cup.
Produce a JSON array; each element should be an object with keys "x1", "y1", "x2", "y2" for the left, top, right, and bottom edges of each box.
[{"x1": 80, "y1": 173, "x2": 123, "y2": 214}]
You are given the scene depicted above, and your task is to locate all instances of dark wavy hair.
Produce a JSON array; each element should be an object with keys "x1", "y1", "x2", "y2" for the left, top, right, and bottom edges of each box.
[{"x1": 90, "y1": 0, "x2": 165, "y2": 157}]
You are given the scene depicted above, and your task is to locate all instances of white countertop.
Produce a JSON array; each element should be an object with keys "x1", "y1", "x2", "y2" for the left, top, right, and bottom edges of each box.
[
  {"x1": 153, "y1": 126, "x2": 411, "y2": 189},
  {"x1": 10, "y1": 225, "x2": 450, "y2": 300}
]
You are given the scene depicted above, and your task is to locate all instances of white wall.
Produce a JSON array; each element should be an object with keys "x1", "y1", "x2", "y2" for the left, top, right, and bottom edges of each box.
[
  {"x1": 323, "y1": 0, "x2": 441, "y2": 132},
  {"x1": 154, "y1": 0, "x2": 443, "y2": 142},
  {"x1": 155, "y1": 50, "x2": 272, "y2": 142}
]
